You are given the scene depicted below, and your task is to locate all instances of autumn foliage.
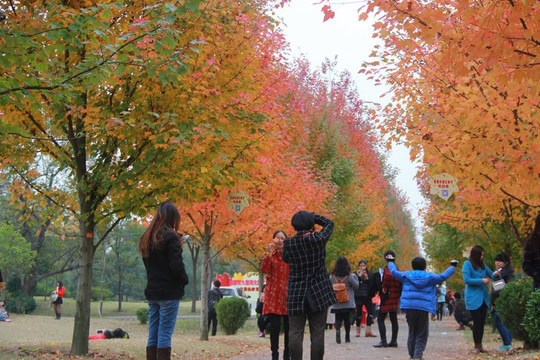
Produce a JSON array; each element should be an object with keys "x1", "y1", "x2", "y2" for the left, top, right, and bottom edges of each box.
[
  {"x1": 0, "y1": 0, "x2": 419, "y2": 351},
  {"x1": 320, "y1": 0, "x2": 539, "y2": 247}
]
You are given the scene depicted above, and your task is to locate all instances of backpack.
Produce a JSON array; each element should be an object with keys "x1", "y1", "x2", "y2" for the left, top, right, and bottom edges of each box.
[{"x1": 332, "y1": 275, "x2": 349, "y2": 303}]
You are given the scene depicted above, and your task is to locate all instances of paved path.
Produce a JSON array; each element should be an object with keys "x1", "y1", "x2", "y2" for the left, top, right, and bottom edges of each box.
[{"x1": 230, "y1": 315, "x2": 469, "y2": 360}]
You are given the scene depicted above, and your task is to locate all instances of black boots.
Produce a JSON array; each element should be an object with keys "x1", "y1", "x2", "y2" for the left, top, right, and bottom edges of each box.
[
  {"x1": 373, "y1": 341, "x2": 388, "y2": 348},
  {"x1": 345, "y1": 332, "x2": 350, "y2": 343},
  {"x1": 55, "y1": 312, "x2": 61, "y2": 320},
  {"x1": 156, "y1": 347, "x2": 171, "y2": 360},
  {"x1": 336, "y1": 329, "x2": 341, "y2": 344},
  {"x1": 146, "y1": 346, "x2": 157, "y2": 360}
]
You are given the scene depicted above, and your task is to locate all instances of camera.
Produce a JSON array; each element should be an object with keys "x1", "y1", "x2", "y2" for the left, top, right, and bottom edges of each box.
[{"x1": 0, "y1": 10, "x2": 6, "y2": 21}]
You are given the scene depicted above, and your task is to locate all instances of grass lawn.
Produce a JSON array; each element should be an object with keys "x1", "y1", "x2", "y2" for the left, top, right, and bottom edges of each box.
[{"x1": 0, "y1": 297, "x2": 266, "y2": 359}]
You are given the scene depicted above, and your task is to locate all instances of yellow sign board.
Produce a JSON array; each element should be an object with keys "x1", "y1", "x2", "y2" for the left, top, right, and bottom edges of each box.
[
  {"x1": 227, "y1": 190, "x2": 250, "y2": 214},
  {"x1": 428, "y1": 173, "x2": 459, "y2": 201}
]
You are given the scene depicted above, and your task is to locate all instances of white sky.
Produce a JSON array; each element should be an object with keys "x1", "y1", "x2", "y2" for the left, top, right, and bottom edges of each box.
[{"x1": 276, "y1": 1, "x2": 427, "y2": 244}]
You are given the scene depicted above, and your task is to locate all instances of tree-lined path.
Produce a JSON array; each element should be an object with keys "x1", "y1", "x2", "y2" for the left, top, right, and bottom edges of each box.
[{"x1": 230, "y1": 315, "x2": 470, "y2": 360}]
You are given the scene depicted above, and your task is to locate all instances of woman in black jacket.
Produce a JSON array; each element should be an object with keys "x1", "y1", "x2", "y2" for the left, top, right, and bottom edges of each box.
[
  {"x1": 353, "y1": 259, "x2": 377, "y2": 338},
  {"x1": 138, "y1": 202, "x2": 189, "y2": 360}
]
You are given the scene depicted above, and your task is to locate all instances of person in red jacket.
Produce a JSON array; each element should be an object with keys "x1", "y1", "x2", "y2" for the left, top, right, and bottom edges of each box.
[
  {"x1": 373, "y1": 250, "x2": 402, "y2": 348},
  {"x1": 261, "y1": 230, "x2": 290, "y2": 360},
  {"x1": 53, "y1": 281, "x2": 65, "y2": 320}
]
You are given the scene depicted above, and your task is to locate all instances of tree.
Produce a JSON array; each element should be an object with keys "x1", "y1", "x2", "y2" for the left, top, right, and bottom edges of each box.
[
  {"x1": 318, "y1": 0, "x2": 539, "y2": 242},
  {"x1": 0, "y1": 172, "x2": 79, "y2": 296},
  {"x1": 104, "y1": 221, "x2": 142, "y2": 311},
  {"x1": 0, "y1": 0, "x2": 224, "y2": 355},
  {"x1": 0, "y1": 222, "x2": 36, "y2": 280}
]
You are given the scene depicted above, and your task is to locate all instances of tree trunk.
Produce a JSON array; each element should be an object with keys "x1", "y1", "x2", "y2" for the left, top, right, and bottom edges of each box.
[
  {"x1": 117, "y1": 265, "x2": 123, "y2": 312},
  {"x1": 99, "y1": 245, "x2": 106, "y2": 317},
  {"x1": 199, "y1": 236, "x2": 210, "y2": 341},
  {"x1": 190, "y1": 243, "x2": 200, "y2": 313},
  {"x1": 22, "y1": 277, "x2": 38, "y2": 297},
  {"x1": 70, "y1": 220, "x2": 95, "y2": 355}
]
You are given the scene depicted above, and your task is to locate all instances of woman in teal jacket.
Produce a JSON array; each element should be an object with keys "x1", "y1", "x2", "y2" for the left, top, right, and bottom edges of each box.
[{"x1": 462, "y1": 245, "x2": 494, "y2": 354}]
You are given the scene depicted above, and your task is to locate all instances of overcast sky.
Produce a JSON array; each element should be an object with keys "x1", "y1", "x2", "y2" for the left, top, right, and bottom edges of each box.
[{"x1": 276, "y1": 2, "x2": 427, "y2": 243}]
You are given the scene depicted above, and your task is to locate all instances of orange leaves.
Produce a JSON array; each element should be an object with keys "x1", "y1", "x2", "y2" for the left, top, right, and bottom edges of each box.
[
  {"x1": 321, "y1": 5, "x2": 335, "y2": 22},
  {"x1": 338, "y1": 0, "x2": 540, "y2": 238}
]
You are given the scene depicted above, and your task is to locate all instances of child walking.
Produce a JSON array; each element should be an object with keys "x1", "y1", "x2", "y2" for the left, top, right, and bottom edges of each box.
[{"x1": 388, "y1": 257, "x2": 457, "y2": 360}]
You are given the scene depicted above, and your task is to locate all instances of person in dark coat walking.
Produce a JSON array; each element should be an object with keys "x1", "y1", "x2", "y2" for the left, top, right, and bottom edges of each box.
[
  {"x1": 373, "y1": 250, "x2": 402, "y2": 348},
  {"x1": 138, "y1": 202, "x2": 189, "y2": 360},
  {"x1": 523, "y1": 212, "x2": 540, "y2": 291},
  {"x1": 282, "y1": 211, "x2": 336, "y2": 360},
  {"x1": 207, "y1": 280, "x2": 223, "y2": 336}
]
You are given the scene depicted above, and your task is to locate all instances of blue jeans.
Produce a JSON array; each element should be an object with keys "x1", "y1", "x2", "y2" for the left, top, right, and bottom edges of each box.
[
  {"x1": 493, "y1": 308, "x2": 512, "y2": 346},
  {"x1": 147, "y1": 300, "x2": 180, "y2": 348}
]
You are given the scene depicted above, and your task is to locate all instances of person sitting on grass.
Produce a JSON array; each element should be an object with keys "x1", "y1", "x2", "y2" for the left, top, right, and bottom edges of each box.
[
  {"x1": 388, "y1": 256, "x2": 457, "y2": 360},
  {"x1": 453, "y1": 292, "x2": 472, "y2": 330},
  {"x1": 0, "y1": 299, "x2": 12, "y2": 322}
]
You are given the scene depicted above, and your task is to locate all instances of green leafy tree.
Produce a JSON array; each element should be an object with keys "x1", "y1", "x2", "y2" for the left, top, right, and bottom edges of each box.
[
  {"x1": 0, "y1": 0, "x2": 207, "y2": 355},
  {"x1": 0, "y1": 222, "x2": 36, "y2": 279}
]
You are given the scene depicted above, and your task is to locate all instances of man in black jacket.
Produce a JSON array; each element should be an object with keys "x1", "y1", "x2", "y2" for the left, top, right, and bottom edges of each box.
[
  {"x1": 208, "y1": 280, "x2": 223, "y2": 336},
  {"x1": 282, "y1": 211, "x2": 336, "y2": 360}
]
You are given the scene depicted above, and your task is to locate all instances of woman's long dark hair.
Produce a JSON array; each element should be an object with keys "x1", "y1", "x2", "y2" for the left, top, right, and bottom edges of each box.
[
  {"x1": 138, "y1": 201, "x2": 181, "y2": 257},
  {"x1": 332, "y1": 256, "x2": 352, "y2": 277},
  {"x1": 273, "y1": 230, "x2": 287, "y2": 239},
  {"x1": 469, "y1": 245, "x2": 485, "y2": 270},
  {"x1": 57, "y1": 281, "x2": 63, "y2": 289},
  {"x1": 526, "y1": 212, "x2": 540, "y2": 253}
]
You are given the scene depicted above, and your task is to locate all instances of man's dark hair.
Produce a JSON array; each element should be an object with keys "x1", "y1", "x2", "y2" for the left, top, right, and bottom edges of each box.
[
  {"x1": 454, "y1": 292, "x2": 461, "y2": 300},
  {"x1": 213, "y1": 280, "x2": 221, "y2": 288},
  {"x1": 494, "y1": 253, "x2": 510, "y2": 264},
  {"x1": 411, "y1": 256, "x2": 426, "y2": 270},
  {"x1": 383, "y1": 250, "x2": 395, "y2": 261}
]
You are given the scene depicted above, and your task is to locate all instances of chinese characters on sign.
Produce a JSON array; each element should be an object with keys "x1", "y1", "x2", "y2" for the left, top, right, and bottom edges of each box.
[
  {"x1": 227, "y1": 190, "x2": 250, "y2": 214},
  {"x1": 428, "y1": 173, "x2": 459, "y2": 201}
]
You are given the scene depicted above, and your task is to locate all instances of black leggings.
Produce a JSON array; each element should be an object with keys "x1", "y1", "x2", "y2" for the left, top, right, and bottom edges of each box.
[
  {"x1": 335, "y1": 311, "x2": 352, "y2": 335},
  {"x1": 354, "y1": 296, "x2": 374, "y2": 326},
  {"x1": 268, "y1": 314, "x2": 289, "y2": 360},
  {"x1": 378, "y1": 311, "x2": 398, "y2": 343},
  {"x1": 470, "y1": 303, "x2": 487, "y2": 344}
]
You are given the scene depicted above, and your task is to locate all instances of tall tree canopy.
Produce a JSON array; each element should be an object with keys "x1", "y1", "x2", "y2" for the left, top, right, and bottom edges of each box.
[{"x1": 319, "y1": 0, "x2": 539, "y2": 246}]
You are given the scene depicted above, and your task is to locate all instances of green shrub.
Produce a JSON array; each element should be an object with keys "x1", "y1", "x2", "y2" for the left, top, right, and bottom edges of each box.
[
  {"x1": 5, "y1": 293, "x2": 37, "y2": 314},
  {"x1": 136, "y1": 307, "x2": 149, "y2": 324},
  {"x1": 523, "y1": 289, "x2": 540, "y2": 348},
  {"x1": 496, "y1": 277, "x2": 536, "y2": 348},
  {"x1": 90, "y1": 286, "x2": 113, "y2": 301},
  {"x1": 4, "y1": 277, "x2": 37, "y2": 314},
  {"x1": 215, "y1": 297, "x2": 250, "y2": 335}
]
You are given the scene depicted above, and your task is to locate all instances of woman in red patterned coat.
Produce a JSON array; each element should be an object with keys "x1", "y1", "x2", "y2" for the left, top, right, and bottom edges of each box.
[
  {"x1": 373, "y1": 250, "x2": 402, "y2": 348},
  {"x1": 261, "y1": 230, "x2": 290, "y2": 360}
]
